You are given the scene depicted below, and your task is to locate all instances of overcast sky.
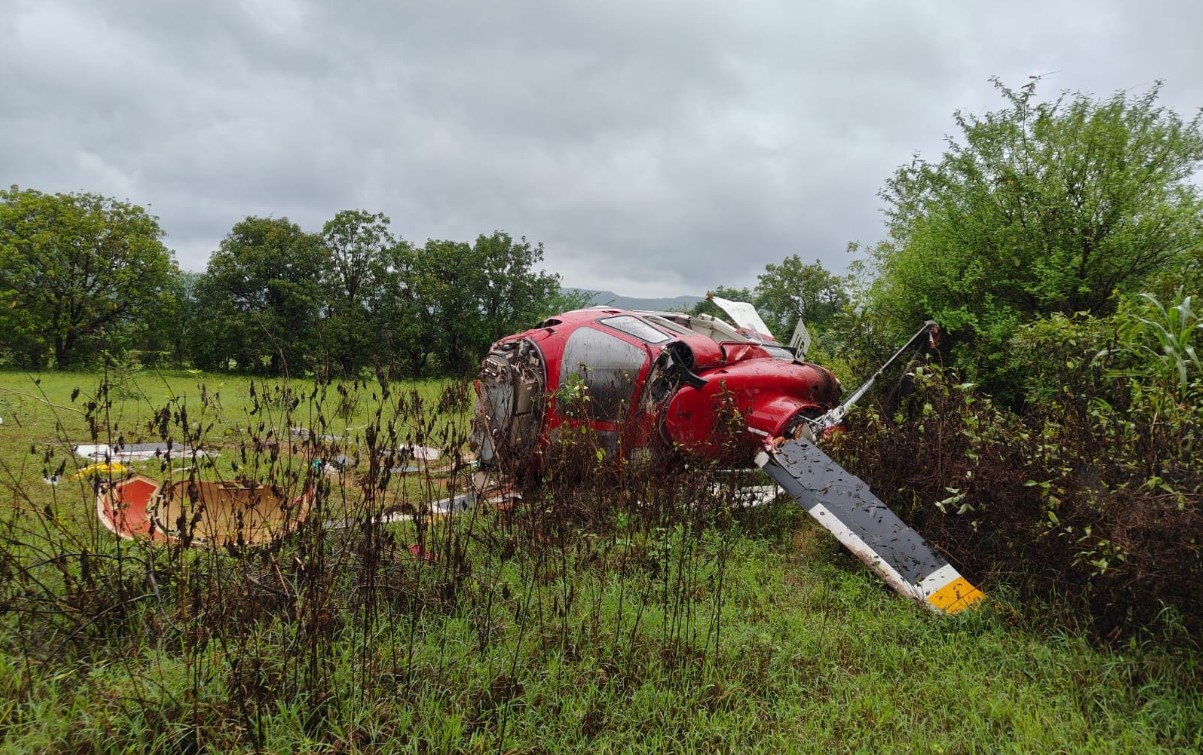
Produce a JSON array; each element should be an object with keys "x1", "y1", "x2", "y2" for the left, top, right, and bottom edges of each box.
[{"x1": 4, "y1": 1, "x2": 1202, "y2": 297}]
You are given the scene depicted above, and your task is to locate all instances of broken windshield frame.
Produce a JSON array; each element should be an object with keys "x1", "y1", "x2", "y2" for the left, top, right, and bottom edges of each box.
[
  {"x1": 644, "y1": 313, "x2": 747, "y2": 344},
  {"x1": 598, "y1": 315, "x2": 672, "y2": 344}
]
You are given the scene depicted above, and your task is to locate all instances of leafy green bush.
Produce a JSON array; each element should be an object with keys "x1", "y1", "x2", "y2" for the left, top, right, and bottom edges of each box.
[
  {"x1": 1102, "y1": 289, "x2": 1203, "y2": 405},
  {"x1": 827, "y1": 359, "x2": 1202, "y2": 644}
]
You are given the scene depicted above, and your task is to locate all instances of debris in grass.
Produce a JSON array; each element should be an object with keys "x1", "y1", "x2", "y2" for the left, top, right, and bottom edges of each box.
[
  {"x1": 72, "y1": 462, "x2": 128, "y2": 479},
  {"x1": 401, "y1": 444, "x2": 441, "y2": 461},
  {"x1": 73, "y1": 442, "x2": 210, "y2": 462},
  {"x1": 408, "y1": 543, "x2": 437, "y2": 562}
]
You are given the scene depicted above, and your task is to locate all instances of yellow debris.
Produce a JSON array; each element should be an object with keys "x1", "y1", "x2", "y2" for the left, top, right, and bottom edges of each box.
[{"x1": 72, "y1": 462, "x2": 129, "y2": 479}]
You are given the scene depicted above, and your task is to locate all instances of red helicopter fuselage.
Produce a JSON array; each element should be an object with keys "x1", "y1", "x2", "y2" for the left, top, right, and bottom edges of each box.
[
  {"x1": 472, "y1": 307, "x2": 841, "y2": 476},
  {"x1": 471, "y1": 308, "x2": 984, "y2": 615}
]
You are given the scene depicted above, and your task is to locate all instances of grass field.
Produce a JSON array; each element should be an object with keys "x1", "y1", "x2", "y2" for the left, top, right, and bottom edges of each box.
[{"x1": 0, "y1": 369, "x2": 1200, "y2": 753}]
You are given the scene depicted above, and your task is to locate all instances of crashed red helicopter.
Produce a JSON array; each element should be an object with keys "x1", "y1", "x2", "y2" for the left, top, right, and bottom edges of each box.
[
  {"x1": 472, "y1": 296, "x2": 984, "y2": 615},
  {"x1": 94, "y1": 294, "x2": 981, "y2": 615}
]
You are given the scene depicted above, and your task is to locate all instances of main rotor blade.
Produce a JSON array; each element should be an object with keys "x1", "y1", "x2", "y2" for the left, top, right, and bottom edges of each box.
[{"x1": 754, "y1": 438, "x2": 984, "y2": 614}]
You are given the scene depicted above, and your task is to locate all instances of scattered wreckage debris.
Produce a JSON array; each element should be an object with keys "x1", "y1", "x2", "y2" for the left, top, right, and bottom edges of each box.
[
  {"x1": 289, "y1": 427, "x2": 443, "y2": 475},
  {"x1": 98, "y1": 474, "x2": 314, "y2": 547},
  {"x1": 88, "y1": 427, "x2": 460, "y2": 548},
  {"x1": 45, "y1": 462, "x2": 129, "y2": 486},
  {"x1": 93, "y1": 462, "x2": 490, "y2": 548},
  {"x1": 289, "y1": 427, "x2": 442, "y2": 462},
  {"x1": 74, "y1": 442, "x2": 211, "y2": 463},
  {"x1": 73, "y1": 462, "x2": 129, "y2": 480},
  {"x1": 322, "y1": 468, "x2": 520, "y2": 531},
  {"x1": 471, "y1": 300, "x2": 983, "y2": 615},
  {"x1": 83, "y1": 299, "x2": 982, "y2": 615}
]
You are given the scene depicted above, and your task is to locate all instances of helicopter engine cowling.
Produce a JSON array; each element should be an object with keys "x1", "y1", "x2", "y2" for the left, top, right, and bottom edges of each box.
[
  {"x1": 659, "y1": 357, "x2": 840, "y2": 463},
  {"x1": 472, "y1": 338, "x2": 547, "y2": 480}
]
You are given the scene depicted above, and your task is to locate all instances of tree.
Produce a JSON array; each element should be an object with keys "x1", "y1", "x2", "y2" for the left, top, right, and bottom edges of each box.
[
  {"x1": 319, "y1": 210, "x2": 395, "y2": 373},
  {"x1": 192, "y1": 217, "x2": 325, "y2": 374},
  {"x1": 472, "y1": 232, "x2": 561, "y2": 360},
  {"x1": 377, "y1": 232, "x2": 562, "y2": 376},
  {"x1": 539, "y1": 287, "x2": 595, "y2": 318},
  {"x1": 371, "y1": 238, "x2": 455, "y2": 376},
  {"x1": 166, "y1": 270, "x2": 202, "y2": 366},
  {"x1": 867, "y1": 78, "x2": 1203, "y2": 387},
  {"x1": 417, "y1": 239, "x2": 482, "y2": 375},
  {"x1": 689, "y1": 258, "x2": 850, "y2": 345},
  {"x1": 0, "y1": 187, "x2": 178, "y2": 368},
  {"x1": 754, "y1": 255, "x2": 850, "y2": 337},
  {"x1": 689, "y1": 285, "x2": 753, "y2": 320},
  {"x1": 362, "y1": 238, "x2": 424, "y2": 375}
]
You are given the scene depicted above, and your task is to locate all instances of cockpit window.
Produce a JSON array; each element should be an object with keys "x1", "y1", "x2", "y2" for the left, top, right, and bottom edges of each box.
[
  {"x1": 646, "y1": 313, "x2": 747, "y2": 343},
  {"x1": 643, "y1": 315, "x2": 693, "y2": 337},
  {"x1": 599, "y1": 315, "x2": 671, "y2": 344}
]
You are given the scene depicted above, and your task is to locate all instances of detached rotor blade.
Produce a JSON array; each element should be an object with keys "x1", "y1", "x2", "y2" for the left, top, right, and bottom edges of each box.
[
  {"x1": 754, "y1": 438, "x2": 984, "y2": 615},
  {"x1": 814, "y1": 320, "x2": 939, "y2": 431}
]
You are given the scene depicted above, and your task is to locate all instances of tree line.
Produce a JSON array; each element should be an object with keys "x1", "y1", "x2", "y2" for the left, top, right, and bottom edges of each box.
[
  {"x1": 0, "y1": 199, "x2": 583, "y2": 376},
  {"x1": 715, "y1": 78, "x2": 1201, "y2": 408},
  {"x1": 0, "y1": 184, "x2": 855, "y2": 379},
  {"x1": 860, "y1": 78, "x2": 1203, "y2": 400}
]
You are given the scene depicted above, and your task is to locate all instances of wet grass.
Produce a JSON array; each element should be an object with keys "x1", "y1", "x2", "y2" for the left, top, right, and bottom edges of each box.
[{"x1": 0, "y1": 369, "x2": 1200, "y2": 753}]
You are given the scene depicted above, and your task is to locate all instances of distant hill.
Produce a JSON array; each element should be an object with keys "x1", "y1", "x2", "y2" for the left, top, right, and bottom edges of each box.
[{"x1": 565, "y1": 288, "x2": 702, "y2": 313}]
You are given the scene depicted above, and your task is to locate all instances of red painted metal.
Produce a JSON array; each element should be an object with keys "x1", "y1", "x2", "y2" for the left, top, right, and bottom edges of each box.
[
  {"x1": 475, "y1": 307, "x2": 841, "y2": 472},
  {"x1": 96, "y1": 474, "x2": 164, "y2": 540}
]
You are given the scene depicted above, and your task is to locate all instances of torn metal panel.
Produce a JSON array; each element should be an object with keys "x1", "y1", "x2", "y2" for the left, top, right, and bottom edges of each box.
[
  {"x1": 97, "y1": 475, "x2": 313, "y2": 547},
  {"x1": 155, "y1": 480, "x2": 311, "y2": 547},
  {"x1": 789, "y1": 318, "x2": 812, "y2": 357},
  {"x1": 97, "y1": 474, "x2": 161, "y2": 539},
  {"x1": 709, "y1": 295, "x2": 777, "y2": 342},
  {"x1": 400, "y1": 444, "x2": 441, "y2": 461},
  {"x1": 73, "y1": 462, "x2": 128, "y2": 479},
  {"x1": 75, "y1": 442, "x2": 210, "y2": 462},
  {"x1": 717, "y1": 483, "x2": 782, "y2": 508},
  {"x1": 755, "y1": 437, "x2": 984, "y2": 614}
]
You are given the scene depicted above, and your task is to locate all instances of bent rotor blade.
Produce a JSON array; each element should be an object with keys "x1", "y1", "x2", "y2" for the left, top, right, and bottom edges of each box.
[{"x1": 754, "y1": 438, "x2": 984, "y2": 614}]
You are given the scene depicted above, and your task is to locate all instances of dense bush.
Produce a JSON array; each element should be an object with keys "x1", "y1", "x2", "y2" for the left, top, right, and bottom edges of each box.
[{"x1": 828, "y1": 322, "x2": 1202, "y2": 642}]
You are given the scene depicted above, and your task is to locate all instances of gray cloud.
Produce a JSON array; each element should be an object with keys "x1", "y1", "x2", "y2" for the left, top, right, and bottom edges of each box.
[{"x1": 3, "y1": 0, "x2": 1202, "y2": 297}]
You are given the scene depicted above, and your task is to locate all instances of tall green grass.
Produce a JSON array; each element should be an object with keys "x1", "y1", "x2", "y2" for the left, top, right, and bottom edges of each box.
[{"x1": 0, "y1": 369, "x2": 1199, "y2": 753}]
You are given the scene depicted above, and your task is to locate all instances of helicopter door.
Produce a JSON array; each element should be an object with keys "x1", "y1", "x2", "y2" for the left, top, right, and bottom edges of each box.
[{"x1": 559, "y1": 326, "x2": 650, "y2": 425}]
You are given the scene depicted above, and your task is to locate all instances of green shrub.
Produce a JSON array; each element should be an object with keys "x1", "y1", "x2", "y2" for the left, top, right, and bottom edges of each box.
[{"x1": 827, "y1": 362, "x2": 1202, "y2": 644}]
